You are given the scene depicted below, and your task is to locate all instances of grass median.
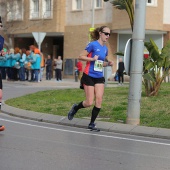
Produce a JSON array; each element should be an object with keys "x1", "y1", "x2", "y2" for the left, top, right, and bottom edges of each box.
[{"x1": 5, "y1": 83, "x2": 170, "y2": 128}]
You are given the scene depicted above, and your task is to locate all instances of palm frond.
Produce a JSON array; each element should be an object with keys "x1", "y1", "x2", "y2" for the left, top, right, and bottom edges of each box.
[
  {"x1": 111, "y1": 0, "x2": 134, "y2": 31},
  {"x1": 161, "y1": 40, "x2": 170, "y2": 68},
  {"x1": 111, "y1": 0, "x2": 126, "y2": 10},
  {"x1": 143, "y1": 69, "x2": 156, "y2": 82},
  {"x1": 144, "y1": 39, "x2": 160, "y2": 62}
]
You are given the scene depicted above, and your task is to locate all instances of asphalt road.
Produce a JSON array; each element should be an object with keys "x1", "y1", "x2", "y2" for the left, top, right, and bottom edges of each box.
[
  {"x1": 0, "y1": 113, "x2": 170, "y2": 170},
  {"x1": 2, "y1": 80, "x2": 61, "y2": 100}
]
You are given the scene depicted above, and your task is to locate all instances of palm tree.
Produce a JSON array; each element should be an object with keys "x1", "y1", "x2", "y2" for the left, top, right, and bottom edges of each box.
[{"x1": 104, "y1": 0, "x2": 134, "y2": 31}]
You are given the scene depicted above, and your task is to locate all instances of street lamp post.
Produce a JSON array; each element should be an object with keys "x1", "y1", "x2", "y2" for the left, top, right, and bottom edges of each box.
[
  {"x1": 126, "y1": 0, "x2": 147, "y2": 125},
  {"x1": 103, "y1": 0, "x2": 146, "y2": 124},
  {"x1": 89, "y1": 0, "x2": 95, "y2": 42}
]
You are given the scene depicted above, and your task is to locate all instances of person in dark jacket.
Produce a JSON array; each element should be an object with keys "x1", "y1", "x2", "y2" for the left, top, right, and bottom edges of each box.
[
  {"x1": 45, "y1": 55, "x2": 52, "y2": 80},
  {"x1": 118, "y1": 58, "x2": 125, "y2": 85}
]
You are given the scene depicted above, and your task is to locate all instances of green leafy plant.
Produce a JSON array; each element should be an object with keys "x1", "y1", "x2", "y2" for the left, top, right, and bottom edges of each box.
[{"x1": 143, "y1": 39, "x2": 170, "y2": 96}]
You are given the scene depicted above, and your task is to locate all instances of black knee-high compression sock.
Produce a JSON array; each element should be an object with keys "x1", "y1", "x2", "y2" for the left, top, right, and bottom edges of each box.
[
  {"x1": 74, "y1": 101, "x2": 85, "y2": 112},
  {"x1": 90, "y1": 106, "x2": 101, "y2": 124}
]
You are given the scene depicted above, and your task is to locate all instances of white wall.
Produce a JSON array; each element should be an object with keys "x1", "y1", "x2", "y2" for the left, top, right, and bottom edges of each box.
[
  {"x1": 66, "y1": 0, "x2": 112, "y2": 26},
  {"x1": 163, "y1": 0, "x2": 170, "y2": 24}
]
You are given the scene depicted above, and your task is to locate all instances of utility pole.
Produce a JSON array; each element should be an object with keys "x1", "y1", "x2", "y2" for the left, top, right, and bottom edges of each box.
[
  {"x1": 88, "y1": 0, "x2": 95, "y2": 42},
  {"x1": 126, "y1": 0, "x2": 147, "y2": 125}
]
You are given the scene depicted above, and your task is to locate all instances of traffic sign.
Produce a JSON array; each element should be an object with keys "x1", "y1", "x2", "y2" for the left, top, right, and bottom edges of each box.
[
  {"x1": 124, "y1": 38, "x2": 132, "y2": 76},
  {"x1": 32, "y1": 32, "x2": 46, "y2": 50}
]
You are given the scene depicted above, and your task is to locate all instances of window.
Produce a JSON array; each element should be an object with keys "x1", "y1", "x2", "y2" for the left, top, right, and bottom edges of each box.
[
  {"x1": 33, "y1": 0, "x2": 39, "y2": 12},
  {"x1": 42, "y1": 0, "x2": 53, "y2": 18},
  {"x1": 147, "y1": 0, "x2": 157, "y2": 6},
  {"x1": 46, "y1": 0, "x2": 51, "y2": 11},
  {"x1": 95, "y1": 0, "x2": 102, "y2": 8},
  {"x1": 30, "y1": 0, "x2": 53, "y2": 19},
  {"x1": 72, "y1": 0, "x2": 83, "y2": 10},
  {"x1": 76, "y1": 0, "x2": 82, "y2": 9},
  {"x1": 30, "y1": 0, "x2": 40, "y2": 19},
  {"x1": 7, "y1": 0, "x2": 23, "y2": 21},
  {"x1": 0, "y1": 2, "x2": 6, "y2": 17},
  {"x1": 15, "y1": 0, "x2": 23, "y2": 19}
]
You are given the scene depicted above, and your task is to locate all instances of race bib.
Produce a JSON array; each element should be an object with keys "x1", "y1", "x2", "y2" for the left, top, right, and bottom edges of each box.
[{"x1": 94, "y1": 60, "x2": 103, "y2": 72}]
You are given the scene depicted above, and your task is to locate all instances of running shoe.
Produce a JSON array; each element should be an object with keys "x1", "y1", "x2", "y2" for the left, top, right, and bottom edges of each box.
[
  {"x1": 68, "y1": 104, "x2": 78, "y2": 120},
  {"x1": 88, "y1": 123, "x2": 100, "y2": 131},
  {"x1": 0, "y1": 125, "x2": 5, "y2": 131}
]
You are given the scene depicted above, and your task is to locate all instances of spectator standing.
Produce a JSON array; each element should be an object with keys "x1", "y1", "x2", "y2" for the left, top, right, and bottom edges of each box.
[
  {"x1": 11, "y1": 47, "x2": 21, "y2": 81},
  {"x1": 0, "y1": 48, "x2": 7, "y2": 79},
  {"x1": 55, "y1": 56, "x2": 62, "y2": 81},
  {"x1": 45, "y1": 55, "x2": 52, "y2": 80},
  {"x1": 6, "y1": 49, "x2": 13, "y2": 81},
  {"x1": 29, "y1": 45, "x2": 36, "y2": 81},
  {"x1": 118, "y1": 58, "x2": 125, "y2": 85},
  {"x1": 25, "y1": 50, "x2": 31, "y2": 81},
  {"x1": 19, "y1": 48, "x2": 26, "y2": 81},
  {"x1": 31, "y1": 48, "x2": 41, "y2": 82}
]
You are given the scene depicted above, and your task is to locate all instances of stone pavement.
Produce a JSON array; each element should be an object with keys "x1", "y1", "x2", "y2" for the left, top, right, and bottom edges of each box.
[{"x1": 1, "y1": 78, "x2": 170, "y2": 139}]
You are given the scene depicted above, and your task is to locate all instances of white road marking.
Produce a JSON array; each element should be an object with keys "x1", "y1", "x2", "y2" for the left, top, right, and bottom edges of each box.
[{"x1": 0, "y1": 118, "x2": 170, "y2": 146}]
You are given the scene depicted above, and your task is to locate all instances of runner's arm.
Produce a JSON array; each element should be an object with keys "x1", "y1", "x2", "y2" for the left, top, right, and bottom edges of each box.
[{"x1": 78, "y1": 50, "x2": 98, "y2": 61}]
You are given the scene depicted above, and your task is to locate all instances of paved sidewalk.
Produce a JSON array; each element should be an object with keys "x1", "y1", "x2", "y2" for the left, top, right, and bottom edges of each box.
[{"x1": 2, "y1": 79, "x2": 170, "y2": 139}]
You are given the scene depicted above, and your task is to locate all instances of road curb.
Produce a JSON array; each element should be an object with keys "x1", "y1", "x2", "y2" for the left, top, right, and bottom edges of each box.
[{"x1": 2, "y1": 103, "x2": 170, "y2": 140}]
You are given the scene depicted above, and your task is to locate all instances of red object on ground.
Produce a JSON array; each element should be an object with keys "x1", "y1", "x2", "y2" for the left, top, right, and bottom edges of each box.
[{"x1": 0, "y1": 125, "x2": 5, "y2": 131}]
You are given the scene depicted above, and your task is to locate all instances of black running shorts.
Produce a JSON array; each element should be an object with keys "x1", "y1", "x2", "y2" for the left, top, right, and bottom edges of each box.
[{"x1": 81, "y1": 73, "x2": 105, "y2": 87}]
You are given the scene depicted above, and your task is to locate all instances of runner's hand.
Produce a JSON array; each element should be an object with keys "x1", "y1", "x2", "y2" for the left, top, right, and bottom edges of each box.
[
  {"x1": 92, "y1": 55, "x2": 98, "y2": 61},
  {"x1": 108, "y1": 61, "x2": 113, "y2": 66}
]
